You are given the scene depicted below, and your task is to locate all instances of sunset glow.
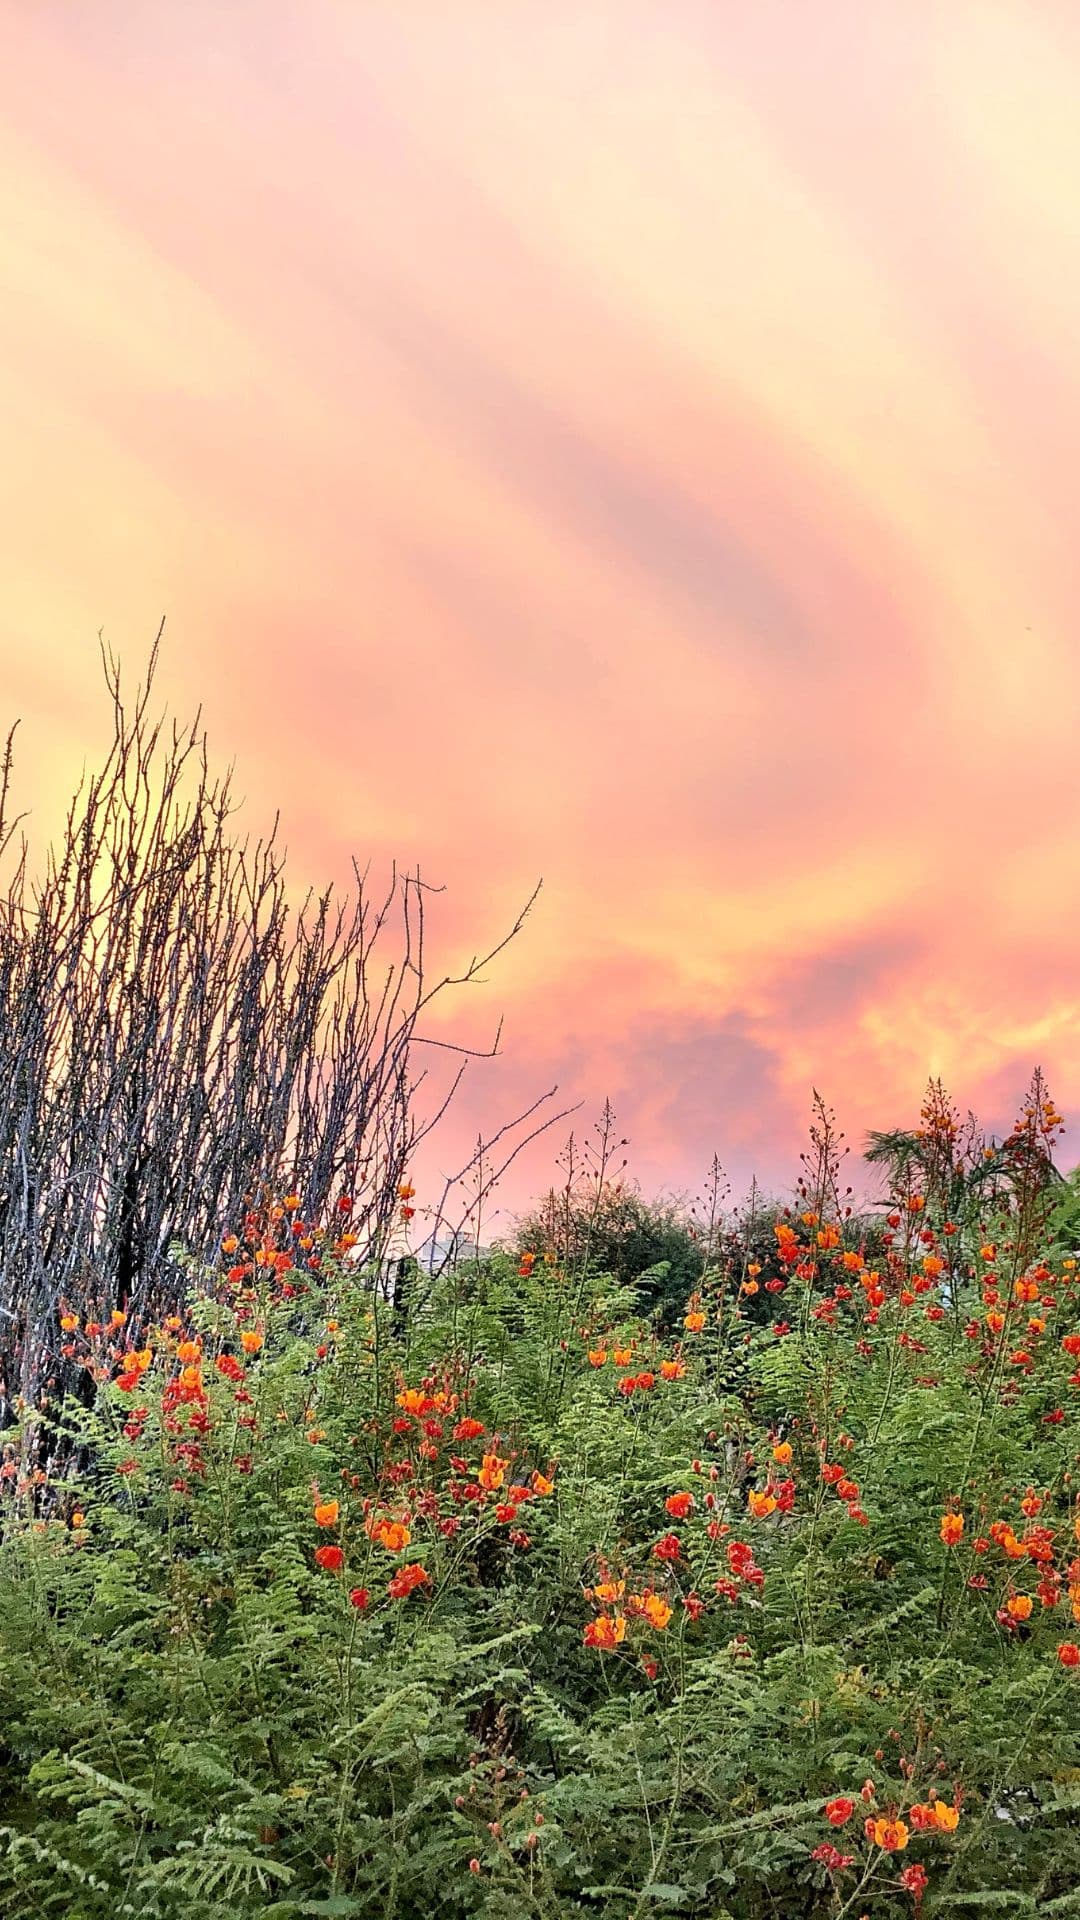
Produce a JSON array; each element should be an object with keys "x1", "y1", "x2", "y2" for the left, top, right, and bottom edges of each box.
[{"x1": 4, "y1": 2, "x2": 1080, "y2": 1226}]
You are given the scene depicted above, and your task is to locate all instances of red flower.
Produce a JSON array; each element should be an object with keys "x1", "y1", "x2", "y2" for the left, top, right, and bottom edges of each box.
[
  {"x1": 1058, "y1": 1642, "x2": 1080, "y2": 1667},
  {"x1": 314, "y1": 1545, "x2": 344, "y2": 1573},
  {"x1": 349, "y1": 1587, "x2": 370, "y2": 1610},
  {"x1": 824, "y1": 1796, "x2": 855, "y2": 1827},
  {"x1": 665, "y1": 1491, "x2": 694, "y2": 1520},
  {"x1": 653, "y1": 1533, "x2": 681, "y2": 1562},
  {"x1": 901, "y1": 1863, "x2": 929, "y2": 1902},
  {"x1": 453, "y1": 1417, "x2": 486, "y2": 1441},
  {"x1": 387, "y1": 1562, "x2": 429, "y2": 1599},
  {"x1": 810, "y1": 1843, "x2": 854, "y2": 1871}
]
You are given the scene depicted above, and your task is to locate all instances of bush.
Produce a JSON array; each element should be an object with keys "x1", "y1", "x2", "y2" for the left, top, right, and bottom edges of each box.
[{"x1": 2, "y1": 1089, "x2": 1080, "y2": 1919}]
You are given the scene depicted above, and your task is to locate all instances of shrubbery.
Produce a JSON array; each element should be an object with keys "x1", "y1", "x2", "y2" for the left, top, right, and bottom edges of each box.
[{"x1": 2, "y1": 1084, "x2": 1080, "y2": 1917}]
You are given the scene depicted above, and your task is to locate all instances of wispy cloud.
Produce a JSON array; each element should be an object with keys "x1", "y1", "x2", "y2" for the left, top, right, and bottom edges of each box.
[{"x1": 2, "y1": 1, "x2": 1079, "y2": 1217}]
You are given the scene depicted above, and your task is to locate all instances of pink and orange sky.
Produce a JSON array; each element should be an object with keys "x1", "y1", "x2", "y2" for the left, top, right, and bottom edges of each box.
[{"x1": 3, "y1": 2, "x2": 1080, "y2": 1234}]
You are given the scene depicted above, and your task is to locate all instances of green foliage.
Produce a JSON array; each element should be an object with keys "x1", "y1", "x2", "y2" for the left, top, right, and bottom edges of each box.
[
  {"x1": 510, "y1": 1177, "x2": 706, "y2": 1323},
  {"x1": 1, "y1": 1122, "x2": 1080, "y2": 1919}
]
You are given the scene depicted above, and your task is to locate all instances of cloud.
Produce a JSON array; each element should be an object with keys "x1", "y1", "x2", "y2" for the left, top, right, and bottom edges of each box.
[{"x1": 3, "y1": 0, "x2": 1080, "y2": 1224}]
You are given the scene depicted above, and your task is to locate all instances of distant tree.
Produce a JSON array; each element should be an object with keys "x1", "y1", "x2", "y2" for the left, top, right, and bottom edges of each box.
[
  {"x1": 865, "y1": 1073, "x2": 1064, "y2": 1252},
  {"x1": 511, "y1": 1176, "x2": 705, "y2": 1323}
]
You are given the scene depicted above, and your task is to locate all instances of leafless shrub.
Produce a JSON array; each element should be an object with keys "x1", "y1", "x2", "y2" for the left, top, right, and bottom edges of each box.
[{"x1": 0, "y1": 630, "x2": 563, "y2": 1416}]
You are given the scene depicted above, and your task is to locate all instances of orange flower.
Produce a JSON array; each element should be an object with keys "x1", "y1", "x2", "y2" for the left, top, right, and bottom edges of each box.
[
  {"x1": 592, "y1": 1578, "x2": 625, "y2": 1604},
  {"x1": 640, "y1": 1593, "x2": 673, "y2": 1630},
  {"x1": 665, "y1": 1491, "x2": 694, "y2": 1520},
  {"x1": 240, "y1": 1329, "x2": 263, "y2": 1355},
  {"x1": 366, "y1": 1517, "x2": 411, "y2": 1552},
  {"x1": 583, "y1": 1613, "x2": 626, "y2": 1649},
  {"x1": 531, "y1": 1471, "x2": 555, "y2": 1497},
  {"x1": 772, "y1": 1441, "x2": 793, "y2": 1466},
  {"x1": 453, "y1": 1416, "x2": 486, "y2": 1441},
  {"x1": 1007, "y1": 1592, "x2": 1034, "y2": 1622},
  {"x1": 613, "y1": 1346, "x2": 633, "y2": 1366},
  {"x1": 477, "y1": 1453, "x2": 509, "y2": 1493},
  {"x1": 396, "y1": 1387, "x2": 432, "y2": 1416},
  {"x1": 71, "y1": 1510, "x2": 86, "y2": 1529},
  {"x1": 932, "y1": 1800, "x2": 960, "y2": 1832},
  {"x1": 683, "y1": 1312, "x2": 706, "y2": 1333},
  {"x1": 59, "y1": 1313, "x2": 79, "y2": 1333},
  {"x1": 870, "y1": 1817, "x2": 909, "y2": 1851},
  {"x1": 176, "y1": 1340, "x2": 201, "y2": 1363},
  {"x1": 660, "y1": 1359, "x2": 685, "y2": 1380},
  {"x1": 314, "y1": 1499, "x2": 339, "y2": 1528},
  {"x1": 986, "y1": 1310, "x2": 1005, "y2": 1335},
  {"x1": 940, "y1": 1513, "x2": 965, "y2": 1546},
  {"x1": 110, "y1": 1309, "x2": 126, "y2": 1328},
  {"x1": 587, "y1": 1350, "x2": 608, "y2": 1368},
  {"x1": 747, "y1": 1489, "x2": 777, "y2": 1519}
]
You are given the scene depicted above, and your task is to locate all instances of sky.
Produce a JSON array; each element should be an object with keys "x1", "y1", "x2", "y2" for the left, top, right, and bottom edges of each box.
[{"x1": 3, "y1": 1, "x2": 1080, "y2": 1241}]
